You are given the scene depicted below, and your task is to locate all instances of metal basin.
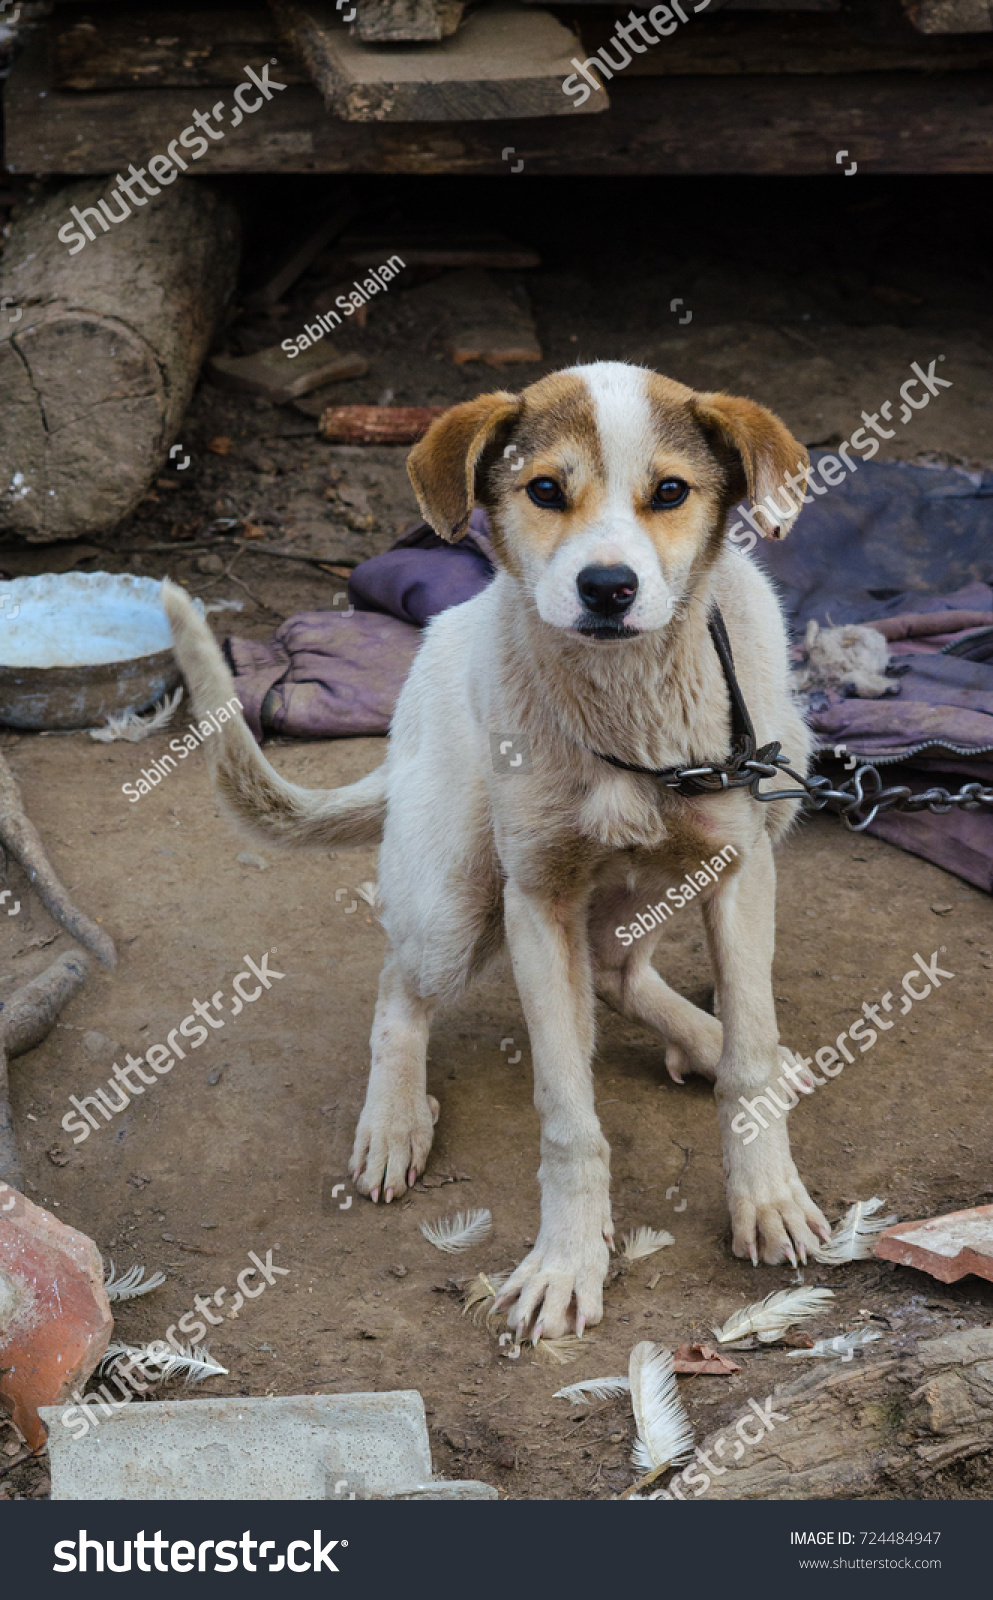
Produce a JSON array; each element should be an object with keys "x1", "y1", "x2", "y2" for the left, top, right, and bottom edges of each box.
[{"x1": 0, "y1": 571, "x2": 179, "y2": 731}]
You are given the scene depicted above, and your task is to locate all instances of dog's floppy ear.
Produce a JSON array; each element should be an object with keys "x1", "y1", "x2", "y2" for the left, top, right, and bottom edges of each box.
[
  {"x1": 408, "y1": 390, "x2": 521, "y2": 542},
  {"x1": 691, "y1": 392, "x2": 809, "y2": 540}
]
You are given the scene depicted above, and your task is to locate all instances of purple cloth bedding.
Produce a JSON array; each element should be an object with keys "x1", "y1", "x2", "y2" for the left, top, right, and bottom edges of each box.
[{"x1": 223, "y1": 457, "x2": 992, "y2": 887}]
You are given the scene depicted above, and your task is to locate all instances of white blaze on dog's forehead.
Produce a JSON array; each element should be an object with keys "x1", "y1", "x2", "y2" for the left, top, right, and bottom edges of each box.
[{"x1": 572, "y1": 362, "x2": 659, "y2": 486}]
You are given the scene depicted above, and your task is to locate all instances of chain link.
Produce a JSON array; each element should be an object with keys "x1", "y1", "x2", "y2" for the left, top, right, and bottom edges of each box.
[{"x1": 654, "y1": 740, "x2": 993, "y2": 833}]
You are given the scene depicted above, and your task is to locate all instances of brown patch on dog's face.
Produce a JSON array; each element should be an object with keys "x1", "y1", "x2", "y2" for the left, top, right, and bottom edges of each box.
[
  {"x1": 409, "y1": 363, "x2": 806, "y2": 643},
  {"x1": 478, "y1": 364, "x2": 753, "y2": 640}
]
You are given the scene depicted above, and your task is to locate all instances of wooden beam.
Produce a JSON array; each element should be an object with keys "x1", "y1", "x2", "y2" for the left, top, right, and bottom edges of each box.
[
  {"x1": 902, "y1": 0, "x2": 992, "y2": 30},
  {"x1": 269, "y1": 0, "x2": 602, "y2": 120},
  {"x1": 8, "y1": 34, "x2": 993, "y2": 173},
  {"x1": 50, "y1": 6, "x2": 309, "y2": 91},
  {"x1": 575, "y1": 8, "x2": 993, "y2": 71}
]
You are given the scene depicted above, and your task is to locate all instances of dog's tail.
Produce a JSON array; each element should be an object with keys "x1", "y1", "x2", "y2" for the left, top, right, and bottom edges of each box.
[{"x1": 162, "y1": 578, "x2": 386, "y2": 848}]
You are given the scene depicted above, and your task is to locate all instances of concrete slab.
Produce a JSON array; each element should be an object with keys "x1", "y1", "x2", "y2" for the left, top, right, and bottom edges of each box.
[
  {"x1": 41, "y1": 1390, "x2": 434, "y2": 1500},
  {"x1": 874, "y1": 1204, "x2": 993, "y2": 1283}
]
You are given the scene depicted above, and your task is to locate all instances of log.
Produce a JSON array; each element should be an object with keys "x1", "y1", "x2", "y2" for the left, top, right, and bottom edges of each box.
[
  {"x1": 50, "y1": 6, "x2": 309, "y2": 90},
  {"x1": 269, "y1": 0, "x2": 604, "y2": 120},
  {"x1": 356, "y1": 0, "x2": 467, "y2": 42},
  {"x1": 0, "y1": 178, "x2": 240, "y2": 542},
  {"x1": 658, "y1": 1328, "x2": 993, "y2": 1500},
  {"x1": 9, "y1": 33, "x2": 993, "y2": 175}
]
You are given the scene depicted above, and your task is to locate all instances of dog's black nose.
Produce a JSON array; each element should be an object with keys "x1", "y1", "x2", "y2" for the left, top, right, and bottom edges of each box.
[{"x1": 576, "y1": 564, "x2": 639, "y2": 618}]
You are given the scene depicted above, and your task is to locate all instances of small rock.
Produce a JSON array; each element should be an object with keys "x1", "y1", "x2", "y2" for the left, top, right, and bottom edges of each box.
[
  {"x1": 208, "y1": 436, "x2": 233, "y2": 455},
  {"x1": 82, "y1": 1030, "x2": 120, "y2": 1061},
  {"x1": 391, "y1": 1264, "x2": 408, "y2": 1278},
  {"x1": 46, "y1": 1145, "x2": 70, "y2": 1168},
  {"x1": 207, "y1": 1067, "x2": 223, "y2": 1086},
  {"x1": 930, "y1": 903, "x2": 954, "y2": 915},
  {"x1": 197, "y1": 553, "x2": 224, "y2": 575},
  {"x1": 236, "y1": 852, "x2": 269, "y2": 871}
]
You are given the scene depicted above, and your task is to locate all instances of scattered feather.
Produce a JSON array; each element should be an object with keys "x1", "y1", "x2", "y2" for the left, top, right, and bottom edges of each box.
[
  {"x1": 813, "y1": 1198, "x2": 899, "y2": 1265},
  {"x1": 531, "y1": 1335, "x2": 586, "y2": 1365},
  {"x1": 88, "y1": 687, "x2": 183, "y2": 743},
  {"x1": 622, "y1": 1226, "x2": 675, "y2": 1261},
  {"x1": 712, "y1": 1286, "x2": 835, "y2": 1345},
  {"x1": 629, "y1": 1341, "x2": 695, "y2": 1475},
  {"x1": 420, "y1": 1208, "x2": 492, "y2": 1254},
  {"x1": 554, "y1": 1375, "x2": 630, "y2": 1404},
  {"x1": 99, "y1": 1340, "x2": 227, "y2": 1385},
  {"x1": 102, "y1": 1261, "x2": 166, "y2": 1302},
  {"x1": 787, "y1": 1328, "x2": 883, "y2": 1360},
  {"x1": 354, "y1": 881, "x2": 379, "y2": 907},
  {"x1": 461, "y1": 1270, "x2": 508, "y2": 1325},
  {"x1": 202, "y1": 598, "x2": 245, "y2": 615}
]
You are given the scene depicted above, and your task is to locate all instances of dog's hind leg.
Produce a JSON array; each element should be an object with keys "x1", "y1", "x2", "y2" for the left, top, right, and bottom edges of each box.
[
  {"x1": 596, "y1": 958, "x2": 723, "y2": 1083},
  {"x1": 349, "y1": 952, "x2": 439, "y2": 1204}
]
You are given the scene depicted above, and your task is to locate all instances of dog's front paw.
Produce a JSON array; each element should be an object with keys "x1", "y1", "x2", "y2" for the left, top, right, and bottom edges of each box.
[
  {"x1": 494, "y1": 1227, "x2": 611, "y2": 1340},
  {"x1": 725, "y1": 1132, "x2": 829, "y2": 1268},
  {"x1": 349, "y1": 1093, "x2": 439, "y2": 1204}
]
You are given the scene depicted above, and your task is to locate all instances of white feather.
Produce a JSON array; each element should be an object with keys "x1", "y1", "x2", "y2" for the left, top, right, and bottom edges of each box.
[
  {"x1": 354, "y1": 881, "x2": 379, "y2": 907},
  {"x1": 420, "y1": 1208, "x2": 492, "y2": 1253},
  {"x1": 102, "y1": 1261, "x2": 167, "y2": 1301},
  {"x1": 99, "y1": 1340, "x2": 227, "y2": 1385},
  {"x1": 531, "y1": 1335, "x2": 585, "y2": 1365},
  {"x1": 555, "y1": 1375, "x2": 630, "y2": 1404},
  {"x1": 629, "y1": 1342, "x2": 695, "y2": 1474},
  {"x1": 813, "y1": 1197, "x2": 899, "y2": 1265},
  {"x1": 621, "y1": 1226, "x2": 674, "y2": 1261},
  {"x1": 712, "y1": 1287, "x2": 835, "y2": 1345},
  {"x1": 786, "y1": 1328, "x2": 883, "y2": 1360},
  {"x1": 89, "y1": 686, "x2": 184, "y2": 743}
]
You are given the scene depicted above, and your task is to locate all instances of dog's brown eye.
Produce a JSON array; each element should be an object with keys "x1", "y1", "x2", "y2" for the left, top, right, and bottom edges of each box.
[
  {"x1": 651, "y1": 478, "x2": 689, "y2": 509},
  {"x1": 527, "y1": 477, "x2": 566, "y2": 510}
]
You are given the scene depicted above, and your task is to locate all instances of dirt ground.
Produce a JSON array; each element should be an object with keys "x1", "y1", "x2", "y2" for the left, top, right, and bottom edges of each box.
[{"x1": 1, "y1": 173, "x2": 992, "y2": 1501}]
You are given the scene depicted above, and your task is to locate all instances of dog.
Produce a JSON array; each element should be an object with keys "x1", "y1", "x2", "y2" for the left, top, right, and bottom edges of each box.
[{"x1": 163, "y1": 359, "x2": 831, "y2": 1341}]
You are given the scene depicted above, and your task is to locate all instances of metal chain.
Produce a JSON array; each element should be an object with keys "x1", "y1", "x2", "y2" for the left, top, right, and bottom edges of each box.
[{"x1": 653, "y1": 740, "x2": 993, "y2": 833}]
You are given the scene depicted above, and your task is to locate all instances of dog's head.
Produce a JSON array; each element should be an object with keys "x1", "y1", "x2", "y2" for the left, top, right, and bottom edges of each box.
[{"x1": 408, "y1": 361, "x2": 807, "y2": 643}]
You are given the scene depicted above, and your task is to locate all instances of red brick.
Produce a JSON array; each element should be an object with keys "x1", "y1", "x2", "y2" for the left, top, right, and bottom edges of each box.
[
  {"x1": 874, "y1": 1204, "x2": 993, "y2": 1284},
  {"x1": 0, "y1": 1187, "x2": 112, "y2": 1449}
]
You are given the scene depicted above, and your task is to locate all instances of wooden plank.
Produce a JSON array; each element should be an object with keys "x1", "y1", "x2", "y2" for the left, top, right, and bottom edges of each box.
[
  {"x1": 574, "y1": 8, "x2": 993, "y2": 71},
  {"x1": 50, "y1": 6, "x2": 309, "y2": 90},
  {"x1": 9, "y1": 34, "x2": 993, "y2": 173},
  {"x1": 356, "y1": 0, "x2": 467, "y2": 41},
  {"x1": 902, "y1": 0, "x2": 992, "y2": 29},
  {"x1": 269, "y1": 0, "x2": 603, "y2": 120}
]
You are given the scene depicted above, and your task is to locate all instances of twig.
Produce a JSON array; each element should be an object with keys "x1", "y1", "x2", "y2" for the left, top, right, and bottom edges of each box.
[{"x1": 103, "y1": 540, "x2": 360, "y2": 572}]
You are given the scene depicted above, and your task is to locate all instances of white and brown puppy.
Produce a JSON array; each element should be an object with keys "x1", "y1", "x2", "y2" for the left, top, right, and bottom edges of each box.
[{"x1": 163, "y1": 360, "x2": 830, "y2": 1341}]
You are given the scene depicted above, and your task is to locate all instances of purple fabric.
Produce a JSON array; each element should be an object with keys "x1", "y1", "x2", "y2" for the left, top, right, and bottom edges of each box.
[
  {"x1": 224, "y1": 610, "x2": 421, "y2": 741},
  {"x1": 346, "y1": 510, "x2": 495, "y2": 626}
]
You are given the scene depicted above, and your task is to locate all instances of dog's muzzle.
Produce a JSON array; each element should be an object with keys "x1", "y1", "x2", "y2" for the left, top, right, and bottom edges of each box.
[{"x1": 575, "y1": 564, "x2": 640, "y2": 638}]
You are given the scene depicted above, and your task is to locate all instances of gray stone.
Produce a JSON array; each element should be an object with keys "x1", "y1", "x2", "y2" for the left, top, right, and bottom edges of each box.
[{"x1": 40, "y1": 1389, "x2": 495, "y2": 1501}]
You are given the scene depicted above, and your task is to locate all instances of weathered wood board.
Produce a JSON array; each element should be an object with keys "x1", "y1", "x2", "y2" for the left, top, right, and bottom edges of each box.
[
  {"x1": 575, "y1": 9, "x2": 993, "y2": 71},
  {"x1": 50, "y1": 6, "x2": 308, "y2": 90},
  {"x1": 903, "y1": 0, "x2": 992, "y2": 29},
  {"x1": 8, "y1": 35, "x2": 993, "y2": 174},
  {"x1": 356, "y1": 0, "x2": 467, "y2": 41},
  {"x1": 269, "y1": 0, "x2": 603, "y2": 120}
]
